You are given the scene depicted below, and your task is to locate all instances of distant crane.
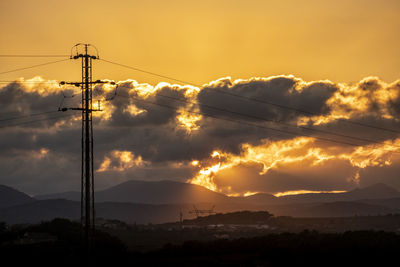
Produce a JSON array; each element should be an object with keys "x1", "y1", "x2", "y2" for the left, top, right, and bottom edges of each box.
[{"x1": 189, "y1": 205, "x2": 216, "y2": 218}]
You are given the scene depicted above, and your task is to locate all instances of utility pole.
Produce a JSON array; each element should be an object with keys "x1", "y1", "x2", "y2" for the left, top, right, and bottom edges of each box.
[{"x1": 60, "y1": 43, "x2": 114, "y2": 252}]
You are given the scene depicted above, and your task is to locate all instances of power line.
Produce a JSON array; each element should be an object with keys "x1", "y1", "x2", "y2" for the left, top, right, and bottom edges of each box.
[
  {"x1": 1, "y1": 56, "x2": 397, "y2": 147},
  {"x1": 116, "y1": 92, "x2": 399, "y2": 150},
  {"x1": 0, "y1": 110, "x2": 59, "y2": 123},
  {"x1": 0, "y1": 55, "x2": 69, "y2": 58},
  {"x1": 100, "y1": 58, "x2": 400, "y2": 135},
  {"x1": 0, "y1": 55, "x2": 397, "y2": 147},
  {"x1": 100, "y1": 58, "x2": 195, "y2": 87},
  {"x1": 0, "y1": 58, "x2": 69, "y2": 76},
  {"x1": 205, "y1": 87, "x2": 400, "y2": 135},
  {"x1": 0, "y1": 81, "x2": 58, "y2": 84},
  {"x1": 116, "y1": 90, "x2": 400, "y2": 150},
  {"x1": 1, "y1": 56, "x2": 397, "y2": 135},
  {"x1": 125, "y1": 94, "x2": 369, "y2": 148},
  {"x1": 0, "y1": 113, "x2": 76, "y2": 129}
]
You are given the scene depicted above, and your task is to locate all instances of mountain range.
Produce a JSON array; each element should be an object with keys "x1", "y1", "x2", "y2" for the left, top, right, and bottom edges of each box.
[
  {"x1": 36, "y1": 180, "x2": 400, "y2": 205},
  {"x1": 0, "y1": 185, "x2": 35, "y2": 209},
  {"x1": 1, "y1": 180, "x2": 400, "y2": 224},
  {"x1": 36, "y1": 180, "x2": 230, "y2": 204}
]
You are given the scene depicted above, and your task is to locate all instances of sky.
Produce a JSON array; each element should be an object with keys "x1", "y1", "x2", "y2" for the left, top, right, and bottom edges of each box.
[{"x1": 1, "y1": 0, "x2": 400, "y2": 196}]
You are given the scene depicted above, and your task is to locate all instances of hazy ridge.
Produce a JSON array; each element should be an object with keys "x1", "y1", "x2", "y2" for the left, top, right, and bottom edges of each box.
[{"x1": 1, "y1": 180, "x2": 400, "y2": 224}]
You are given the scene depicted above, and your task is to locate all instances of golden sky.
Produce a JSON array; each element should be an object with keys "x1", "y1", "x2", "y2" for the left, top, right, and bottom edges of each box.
[
  {"x1": 1, "y1": 0, "x2": 400, "y2": 196},
  {"x1": 1, "y1": 0, "x2": 400, "y2": 84}
]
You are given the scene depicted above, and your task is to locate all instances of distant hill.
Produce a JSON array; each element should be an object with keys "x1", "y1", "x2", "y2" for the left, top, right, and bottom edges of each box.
[
  {"x1": 0, "y1": 198, "x2": 193, "y2": 224},
  {"x1": 36, "y1": 191, "x2": 80, "y2": 201},
  {"x1": 1, "y1": 197, "x2": 399, "y2": 224},
  {"x1": 300, "y1": 201, "x2": 397, "y2": 217},
  {"x1": 182, "y1": 210, "x2": 274, "y2": 225},
  {"x1": 236, "y1": 193, "x2": 278, "y2": 205},
  {"x1": 357, "y1": 198, "x2": 400, "y2": 210},
  {"x1": 96, "y1": 180, "x2": 231, "y2": 204},
  {"x1": 95, "y1": 202, "x2": 191, "y2": 224},
  {"x1": 344, "y1": 183, "x2": 400, "y2": 200},
  {"x1": 0, "y1": 199, "x2": 80, "y2": 224},
  {"x1": 3, "y1": 181, "x2": 400, "y2": 224},
  {"x1": 37, "y1": 180, "x2": 230, "y2": 204},
  {"x1": 0, "y1": 185, "x2": 35, "y2": 209},
  {"x1": 37, "y1": 180, "x2": 400, "y2": 206}
]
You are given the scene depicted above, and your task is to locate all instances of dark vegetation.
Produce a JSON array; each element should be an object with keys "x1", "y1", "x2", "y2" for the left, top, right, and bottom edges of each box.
[
  {"x1": 1, "y1": 214, "x2": 400, "y2": 266},
  {"x1": 182, "y1": 211, "x2": 273, "y2": 225},
  {"x1": 0, "y1": 218, "x2": 127, "y2": 266},
  {"x1": 143, "y1": 230, "x2": 400, "y2": 266}
]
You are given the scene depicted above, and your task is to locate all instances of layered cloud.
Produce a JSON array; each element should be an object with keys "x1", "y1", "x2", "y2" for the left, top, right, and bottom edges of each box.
[
  {"x1": 188, "y1": 137, "x2": 400, "y2": 195},
  {"x1": 1, "y1": 75, "x2": 400, "y2": 195}
]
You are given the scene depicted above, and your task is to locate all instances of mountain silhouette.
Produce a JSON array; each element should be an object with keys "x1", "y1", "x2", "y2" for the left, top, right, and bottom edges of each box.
[
  {"x1": 36, "y1": 180, "x2": 400, "y2": 205},
  {"x1": 300, "y1": 201, "x2": 396, "y2": 217},
  {"x1": 3, "y1": 181, "x2": 400, "y2": 224},
  {"x1": 96, "y1": 180, "x2": 230, "y2": 204},
  {"x1": 344, "y1": 183, "x2": 400, "y2": 200},
  {"x1": 0, "y1": 198, "x2": 191, "y2": 224},
  {"x1": 0, "y1": 199, "x2": 80, "y2": 224},
  {"x1": 274, "y1": 183, "x2": 400, "y2": 204},
  {"x1": 36, "y1": 191, "x2": 81, "y2": 201},
  {"x1": 37, "y1": 180, "x2": 230, "y2": 204},
  {"x1": 0, "y1": 185, "x2": 35, "y2": 209},
  {"x1": 237, "y1": 193, "x2": 278, "y2": 205}
]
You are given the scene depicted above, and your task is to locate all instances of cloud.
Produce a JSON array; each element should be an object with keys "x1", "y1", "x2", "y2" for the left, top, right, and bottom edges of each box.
[
  {"x1": 198, "y1": 76, "x2": 335, "y2": 124},
  {"x1": 188, "y1": 136, "x2": 400, "y2": 195},
  {"x1": 1, "y1": 75, "x2": 400, "y2": 195},
  {"x1": 97, "y1": 150, "x2": 147, "y2": 172}
]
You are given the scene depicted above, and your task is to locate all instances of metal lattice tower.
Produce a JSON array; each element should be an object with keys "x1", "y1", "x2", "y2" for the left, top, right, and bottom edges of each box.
[
  {"x1": 60, "y1": 43, "x2": 113, "y2": 250},
  {"x1": 80, "y1": 44, "x2": 95, "y2": 245},
  {"x1": 188, "y1": 205, "x2": 216, "y2": 218}
]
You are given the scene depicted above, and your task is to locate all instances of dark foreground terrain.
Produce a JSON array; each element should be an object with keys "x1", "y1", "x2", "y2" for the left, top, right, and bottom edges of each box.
[{"x1": 1, "y1": 217, "x2": 400, "y2": 266}]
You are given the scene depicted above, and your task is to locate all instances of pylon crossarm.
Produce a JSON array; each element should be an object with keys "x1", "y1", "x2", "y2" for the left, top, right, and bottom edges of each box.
[
  {"x1": 59, "y1": 107, "x2": 102, "y2": 112},
  {"x1": 60, "y1": 80, "x2": 114, "y2": 86}
]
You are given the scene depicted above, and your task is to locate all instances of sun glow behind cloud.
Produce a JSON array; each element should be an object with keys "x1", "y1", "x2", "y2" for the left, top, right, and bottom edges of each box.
[
  {"x1": 176, "y1": 107, "x2": 202, "y2": 133},
  {"x1": 298, "y1": 77, "x2": 400, "y2": 126},
  {"x1": 273, "y1": 190, "x2": 347, "y2": 197},
  {"x1": 188, "y1": 136, "x2": 400, "y2": 195},
  {"x1": 3, "y1": 74, "x2": 400, "y2": 195},
  {"x1": 97, "y1": 150, "x2": 146, "y2": 172},
  {"x1": 2, "y1": 0, "x2": 400, "y2": 197}
]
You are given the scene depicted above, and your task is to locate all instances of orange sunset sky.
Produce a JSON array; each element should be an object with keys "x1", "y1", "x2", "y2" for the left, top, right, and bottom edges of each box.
[
  {"x1": 1, "y1": 0, "x2": 400, "y2": 196},
  {"x1": 1, "y1": 0, "x2": 400, "y2": 84}
]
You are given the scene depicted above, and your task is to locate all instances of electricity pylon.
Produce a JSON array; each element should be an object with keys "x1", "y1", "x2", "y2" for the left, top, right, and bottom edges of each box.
[
  {"x1": 189, "y1": 205, "x2": 216, "y2": 218},
  {"x1": 60, "y1": 43, "x2": 114, "y2": 250}
]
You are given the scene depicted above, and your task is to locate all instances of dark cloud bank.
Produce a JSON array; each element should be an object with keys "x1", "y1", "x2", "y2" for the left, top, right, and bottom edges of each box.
[{"x1": 1, "y1": 76, "x2": 400, "y2": 195}]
